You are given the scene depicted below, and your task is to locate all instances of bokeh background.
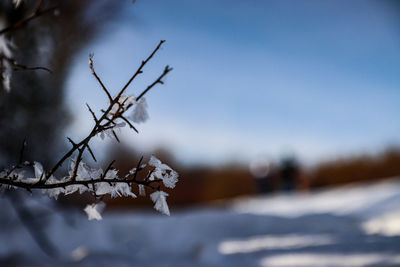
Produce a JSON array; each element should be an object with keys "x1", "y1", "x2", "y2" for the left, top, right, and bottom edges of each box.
[{"x1": 0, "y1": 0, "x2": 400, "y2": 266}]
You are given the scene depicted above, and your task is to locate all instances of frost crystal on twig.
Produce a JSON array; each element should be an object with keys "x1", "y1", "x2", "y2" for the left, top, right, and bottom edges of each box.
[
  {"x1": 150, "y1": 191, "x2": 170, "y2": 216},
  {"x1": 33, "y1": 161, "x2": 44, "y2": 180},
  {"x1": 131, "y1": 98, "x2": 149, "y2": 123},
  {"x1": 110, "y1": 94, "x2": 136, "y2": 115},
  {"x1": 148, "y1": 155, "x2": 179, "y2": 188},
  {"x1": 98, "y1": 122, "x2": 126, "y2": 140},
  {"x1": 138, "y1": 184, "x2": 146, "y2": 196},
  {"x1": 95, "y1": 181, "x2": 137, "y2": 198},
  {"x1": 84, "y1": 202, "x2": 105, "y2": 221}
]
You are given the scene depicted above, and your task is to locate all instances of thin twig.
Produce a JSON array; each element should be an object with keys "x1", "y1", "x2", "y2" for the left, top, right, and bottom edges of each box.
[
  {"x1": 86, "y1": 144, "x2": 97, "y2": 162},
  {"x1": 0, "y1": 5, "x2": 58, "y2": 35},
  {"x1": 101, "y1": 160, "x2": 115, "y2": 181},
  {"x1": 133, "y1": 156, "x2": 144, "y2": 181},
  {"x1": 89, "y1": 54, "x2": 113, "y2": 103},
  {"x1": 116, "y1": 40, "x2": 165, "y2": 100},
  {"x1": 137, "y1": 65, "x2": 172, "y2": 101},
  {"x1": 1, "y1": 55, "x2": 52, "y2": 73},
  {"x1": 86, "y1": 103, "x2": 98, "y2": 123},
  {"x1": 111, "y1": 130, "x2": 120, "y2": 142},
  {"x1": 119, "y1": 115, "x2": 138, "y2": 133}
]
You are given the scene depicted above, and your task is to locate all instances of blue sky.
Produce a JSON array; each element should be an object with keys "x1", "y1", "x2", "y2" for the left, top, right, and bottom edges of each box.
[{"x1": 67, "y1": 0, "x2": 400, "y2": 166}]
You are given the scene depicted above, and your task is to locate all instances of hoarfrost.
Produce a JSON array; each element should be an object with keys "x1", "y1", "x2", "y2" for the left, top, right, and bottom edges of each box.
[
  {"x1": 150, "y1": 191, "x2": 170, "y2": 216},
  {"x1": 99, "y1": 122, "x2": 126, "y2": 140},
  {"x1": 96, "y1": 182, "x2": 136, "y2": 198},
  {"x1": 33, "y1": 161, "x2": 44, "y2": 180},
  {"x1": 148, "y1": 155, "x2": 179, "y2": 188},
  {"x1": 138, "y1": 184, "x2": 146, "y2": 196},
  {"x1": 110, "y1": 94, "x2": 136, "y2": 115},
  {"x1": 84, "y1": 202, "x2": 105, "y2": 221},
  {"x1": 131, "y1": 98, "x2": 149, "y2": 123}
]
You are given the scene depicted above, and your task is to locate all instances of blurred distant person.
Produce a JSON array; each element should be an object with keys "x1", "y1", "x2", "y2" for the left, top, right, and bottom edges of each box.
[{"x1": 279, "y1": 156, "x2": 300, "y2": 192}]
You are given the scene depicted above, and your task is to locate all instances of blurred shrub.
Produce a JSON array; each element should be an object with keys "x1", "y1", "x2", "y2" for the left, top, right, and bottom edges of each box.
[{"x1": 305, "y1": 147, "x2": 400, "y2": 188}]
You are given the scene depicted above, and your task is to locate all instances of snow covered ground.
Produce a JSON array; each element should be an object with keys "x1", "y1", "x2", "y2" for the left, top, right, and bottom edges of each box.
[{"x1": 1, "y1": 178, "x2": 400, "y2": 266}]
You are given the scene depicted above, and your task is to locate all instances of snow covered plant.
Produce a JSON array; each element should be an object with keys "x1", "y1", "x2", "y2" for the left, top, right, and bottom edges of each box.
[{"x1": 0, "y1": 40, "x2": 178, "y2": 219}]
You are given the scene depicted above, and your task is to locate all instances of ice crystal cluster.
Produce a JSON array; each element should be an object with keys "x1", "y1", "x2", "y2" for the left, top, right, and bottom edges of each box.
[{"x1": 99, "y1": 94, "x2": 149, "y2": 140}]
